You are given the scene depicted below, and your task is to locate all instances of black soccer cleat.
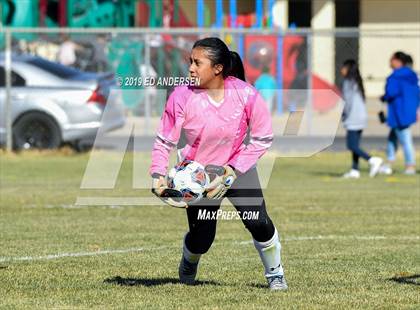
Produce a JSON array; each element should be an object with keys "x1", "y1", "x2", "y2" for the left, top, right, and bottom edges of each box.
[{"x1": 178, "y1": 256, "x2": 198, "y2": 285}]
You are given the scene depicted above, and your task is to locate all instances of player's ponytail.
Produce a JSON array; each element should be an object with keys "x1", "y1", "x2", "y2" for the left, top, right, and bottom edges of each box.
[
  {"x1": 193, "y1": 37, "x2": 246, "y2": 81},
  {"x1": 228, "y1": 51, "x2": 246, "y2": 81}
]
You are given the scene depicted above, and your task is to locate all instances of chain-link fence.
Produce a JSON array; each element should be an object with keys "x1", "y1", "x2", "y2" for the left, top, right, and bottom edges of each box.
[{"x1": 1, "y1": 27, "x2": 419, "y2": 151}]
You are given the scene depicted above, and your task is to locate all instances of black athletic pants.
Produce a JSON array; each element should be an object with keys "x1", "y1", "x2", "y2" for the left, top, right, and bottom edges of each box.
[{"x1": 185, "y1": 167, "x2": 275, "y2": 254}]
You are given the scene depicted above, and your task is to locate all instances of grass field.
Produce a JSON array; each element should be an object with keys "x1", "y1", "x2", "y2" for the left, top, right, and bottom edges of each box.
[{"x1": 0, "y1": 150, "x2": 419, "y2": 309}]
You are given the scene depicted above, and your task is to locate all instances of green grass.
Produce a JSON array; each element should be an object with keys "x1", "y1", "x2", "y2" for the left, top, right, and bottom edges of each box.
[{"x1": 0, "y1": 150, "x2": 419, "y2": 309}]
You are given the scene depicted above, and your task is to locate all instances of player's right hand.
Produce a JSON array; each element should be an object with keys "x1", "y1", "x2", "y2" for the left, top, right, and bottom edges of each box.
[{"x1": 151, "y1": 174, "x2": 187, "y2": 208}]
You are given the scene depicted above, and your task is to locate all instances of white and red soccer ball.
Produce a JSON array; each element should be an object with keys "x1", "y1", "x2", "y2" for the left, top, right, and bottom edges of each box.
[{"x1": 168, "y1": 160, "x2": 210, "y2": 204}]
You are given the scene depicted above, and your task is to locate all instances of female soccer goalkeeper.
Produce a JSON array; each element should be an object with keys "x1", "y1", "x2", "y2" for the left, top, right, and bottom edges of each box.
[{"x1": 149, "y1": 37, "x2": 287, "y2": 291}]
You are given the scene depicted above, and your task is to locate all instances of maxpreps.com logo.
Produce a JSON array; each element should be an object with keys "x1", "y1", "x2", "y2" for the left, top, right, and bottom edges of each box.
[{"x1": 197, "y1": 209, "x2": 260, "y2": 221}]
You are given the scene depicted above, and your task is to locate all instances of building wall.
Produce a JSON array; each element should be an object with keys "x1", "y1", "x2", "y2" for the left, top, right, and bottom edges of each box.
[
  {"x1": 359, "y1": 0, "x2": 420, "y2": 97},
  {"x1": 178, "y1": 0, "x2": 256, "y2": 27},
  {"x1": 178, "y1": 0, "x2": 419, "y2": 98},
  {"x1": 311, "y1": 0, "x2": 335, "y2": 85}
]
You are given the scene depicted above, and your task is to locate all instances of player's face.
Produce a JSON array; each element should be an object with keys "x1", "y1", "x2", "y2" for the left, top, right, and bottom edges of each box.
[{"x1": 189, "y1": 48, "x2": 223, "y2": 88}]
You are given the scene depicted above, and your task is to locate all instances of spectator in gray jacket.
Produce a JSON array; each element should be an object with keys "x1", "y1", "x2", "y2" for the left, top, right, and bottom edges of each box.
[{"x1": 341, "y1": 59, "x2": 383, "y2": 178}]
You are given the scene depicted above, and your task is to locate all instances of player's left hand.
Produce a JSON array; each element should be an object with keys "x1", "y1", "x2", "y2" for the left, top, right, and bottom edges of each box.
[
  {"x1": 152, "y1": 175, "x2": 187, "y2": 208},
  {"x1": 204, "y1": 165, "x2": 237, "y2": 199}
]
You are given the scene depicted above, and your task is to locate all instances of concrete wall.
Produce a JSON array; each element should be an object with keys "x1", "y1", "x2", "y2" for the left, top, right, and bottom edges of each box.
[
  {"x1": 309, "y1": 0, "x2": 419, "y2": 97},
  {"x1": 359, "y1": 0, "x2": 420, "y2": 97},
  {"x1": 311, "y1": 0, "x2": 335, "y2": 85}
]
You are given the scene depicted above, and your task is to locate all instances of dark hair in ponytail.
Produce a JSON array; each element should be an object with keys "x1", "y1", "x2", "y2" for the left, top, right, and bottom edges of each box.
[
  {"x1": 405, "y1": 54, "x2": 413, "y2": 67},
  {"x1": 193, "y1": 37, "x2": 246, "y2": 81},
  {"x1": 342, "y1": 59, "x2": 365, "y2": 100},
  {"x1": 229, "y1": 51, "x2": 245, "y2": 81}
]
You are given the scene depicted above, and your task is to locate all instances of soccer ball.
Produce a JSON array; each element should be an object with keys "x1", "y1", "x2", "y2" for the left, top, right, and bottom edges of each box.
[{"x1": 168, "y1": 160, "x2": 210, "y2": 204}]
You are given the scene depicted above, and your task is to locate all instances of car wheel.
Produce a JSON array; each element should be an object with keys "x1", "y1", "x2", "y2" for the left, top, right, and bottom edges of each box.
[{"x1": 13, "y1": 112, "x2": 61, "y2": 150}]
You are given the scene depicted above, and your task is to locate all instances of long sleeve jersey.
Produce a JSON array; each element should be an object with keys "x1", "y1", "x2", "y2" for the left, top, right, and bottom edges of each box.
[{"x1": 149, "y1": 76, "x2": 273, "y2": 176}]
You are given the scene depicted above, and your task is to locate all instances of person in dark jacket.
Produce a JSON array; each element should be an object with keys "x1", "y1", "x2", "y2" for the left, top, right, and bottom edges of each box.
[{"x1": 380, "y1": 52, "x2": 419, "y2": 175}]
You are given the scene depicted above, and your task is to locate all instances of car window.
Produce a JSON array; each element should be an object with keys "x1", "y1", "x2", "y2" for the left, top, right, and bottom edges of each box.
[
  {"x1": 0, "y1": 66, "x2": 26, "y2": 86},
  {"x1": 25, "y1": 57, "x2": 81, "y2": 79}
]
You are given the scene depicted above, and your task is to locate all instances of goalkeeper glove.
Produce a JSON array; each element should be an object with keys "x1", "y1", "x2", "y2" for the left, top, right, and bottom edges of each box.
[
  {"x1": 204, "y1": 165, "x2": 237, "y2": 199},
  {"x1": 151, "y1": 174, "x2": 187, "y2": 208}
]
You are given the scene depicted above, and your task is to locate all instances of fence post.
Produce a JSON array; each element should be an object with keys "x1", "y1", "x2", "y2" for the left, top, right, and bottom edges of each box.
[
  {"x1": 306, "y1": 31, "x2": 313, "y2": 136},
  {"x1": 276, "y1": 30, "x2": 283, "y2": 115},
  {"x1": 144, "y1": 34, "x2": 151, "y2": 135},
  {"x1": 5, "y1": 29, "x2": 12, "y2": 152}
]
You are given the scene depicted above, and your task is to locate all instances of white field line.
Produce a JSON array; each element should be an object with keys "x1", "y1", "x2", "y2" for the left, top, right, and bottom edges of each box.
[
  {"x1": 0, "y1": 235, "x2": 418, "y2": 263},
  {"x1": 0, "y1": 246, "x2": 169, "y2": 263},
  {"x1": 74, "y1": 197, "x2": 264, "y2": 206},
  {"x1": 238, "y1": 235, "x2": 420, "y2": 244}
]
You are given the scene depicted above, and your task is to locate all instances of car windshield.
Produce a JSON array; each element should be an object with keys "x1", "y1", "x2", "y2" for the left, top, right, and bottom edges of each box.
[{"x1": 25, "y1": 57, "x2": 81, "y2": 79}]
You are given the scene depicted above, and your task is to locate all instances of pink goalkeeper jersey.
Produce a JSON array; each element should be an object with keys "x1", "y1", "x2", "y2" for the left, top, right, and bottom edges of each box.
[{"x1": 149, "y1": 76, "x2": 273, "y2": 176}]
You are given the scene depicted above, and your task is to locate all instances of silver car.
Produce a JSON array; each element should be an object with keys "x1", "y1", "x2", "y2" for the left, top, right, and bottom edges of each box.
[{"x1": 0, "y1": 54, "x2": 125, "y2": 150}]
